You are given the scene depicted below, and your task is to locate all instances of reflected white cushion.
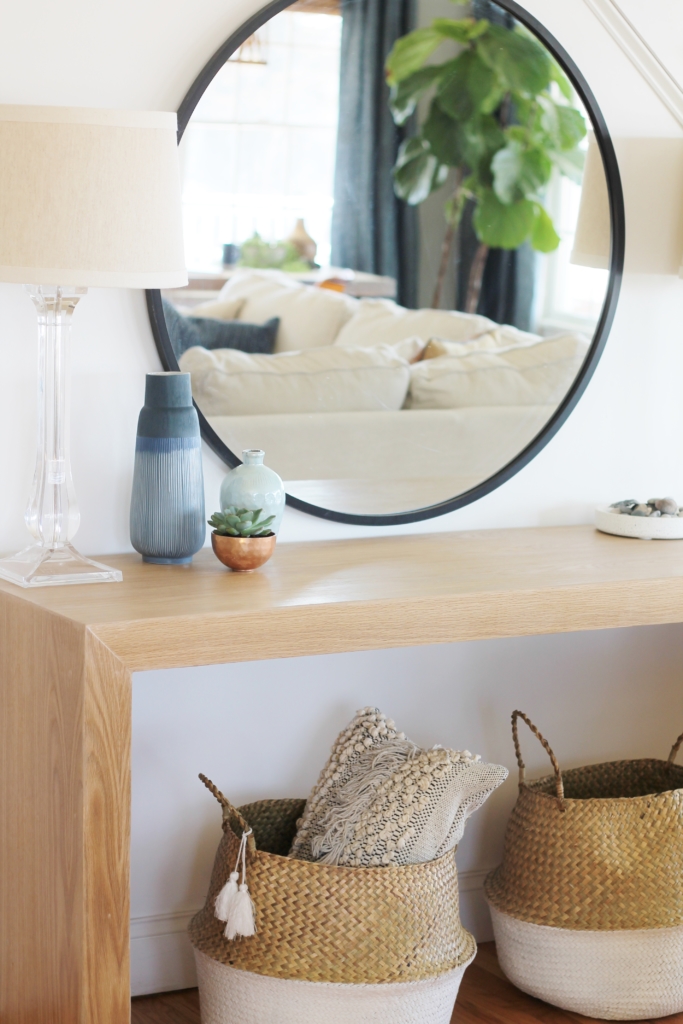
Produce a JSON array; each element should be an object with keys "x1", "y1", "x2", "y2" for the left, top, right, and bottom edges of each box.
[
  {"x1": 179, "y1": 344, "x2": 410, "y2": 416},
  {"x1": 335, "y1": 298, "x2": 495, "y2": 349},
  {"x1": 189, "y1": 297, "x2": 246, "y2": 320},
  {"x1": 338, "y1": 333, "x2": 426, "y2": 364},
  {"x1": 423, "y1": 324, "x2": 544, "y2": 360},
  {"x1": 408, "y1": 334, "x2": 589, "y2": 409},
  {"x1": 218, "y1": 269, "x2": 358, "y2": 352}
]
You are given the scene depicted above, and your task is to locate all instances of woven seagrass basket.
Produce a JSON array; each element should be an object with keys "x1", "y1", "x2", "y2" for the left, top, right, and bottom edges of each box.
[
  {"x1": 189, "y1": 775, "x2": 476, "y2": 1024},
  {"x1": 485, "y1": 711, "x2": 683, "y2": 1021}
]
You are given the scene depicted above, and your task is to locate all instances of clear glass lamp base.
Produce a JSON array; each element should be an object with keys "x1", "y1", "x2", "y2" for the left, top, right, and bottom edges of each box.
[
  {"x1": 2, "y1": 285, "x2": 124, "y2": 589},
  {"x1": 0, "y1": 543, "x2": 123, "y2": 588}
]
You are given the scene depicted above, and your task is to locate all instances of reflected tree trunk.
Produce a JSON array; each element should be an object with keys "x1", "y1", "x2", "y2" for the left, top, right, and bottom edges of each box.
[
  {"x1": 466, "y1": 241, "x2": 490, "y2": 314},
  {"x1": 431, "y1": 169, "x2": 464, "y2": 310}
]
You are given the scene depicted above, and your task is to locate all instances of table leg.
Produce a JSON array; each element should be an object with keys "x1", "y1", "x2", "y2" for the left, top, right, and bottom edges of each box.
[{"x1": 1, "y1": 592, "x2": 132, "y2": 1024}]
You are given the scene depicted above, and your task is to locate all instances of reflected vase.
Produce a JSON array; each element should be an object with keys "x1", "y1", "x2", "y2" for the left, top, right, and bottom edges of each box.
[
  {"x1": 130, "y1": 372, "x2": 205, "y2": 564},
  {"x1": 220, "y1": 450, "x2": 285, "y2": 534}
]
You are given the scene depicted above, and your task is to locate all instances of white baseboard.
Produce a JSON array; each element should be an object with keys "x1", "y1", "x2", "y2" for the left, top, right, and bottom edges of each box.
[
  {"x1": 131, "y1": 909, "x2": 198, "y2": 996},
  {"x1": 130, "y1": 867, "x2": 494, "y2": 997}
]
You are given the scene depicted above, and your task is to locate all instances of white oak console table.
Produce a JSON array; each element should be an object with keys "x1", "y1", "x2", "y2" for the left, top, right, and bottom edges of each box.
[{"x1": 3, "y1": 525, "x2": 683, "y2": 1023}]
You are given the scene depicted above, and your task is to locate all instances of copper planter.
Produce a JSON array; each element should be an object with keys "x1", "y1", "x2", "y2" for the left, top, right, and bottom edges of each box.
[{"x1": 211, "y1": 532, "x2": 276, "y2": 572}]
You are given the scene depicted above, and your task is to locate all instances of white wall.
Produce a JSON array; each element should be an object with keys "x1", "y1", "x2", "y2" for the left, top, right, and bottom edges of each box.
[{"x1": 2, "y1": 0, "x2": 683, "y2": 997}]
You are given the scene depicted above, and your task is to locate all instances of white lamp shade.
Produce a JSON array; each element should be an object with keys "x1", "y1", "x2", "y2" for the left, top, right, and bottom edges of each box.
[
  {"x1": 570, "y1": 132, "x2": 610, "y2": 270},
  {"x1": 572, "y1": 134, "x2": 683, "y2": 276},
  {"x1": 0, "y1": 105, "x2": 187, "y2": 288}
]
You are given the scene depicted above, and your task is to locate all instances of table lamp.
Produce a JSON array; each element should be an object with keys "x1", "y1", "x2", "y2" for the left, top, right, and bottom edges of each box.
[
  {"x1": 570, "y1": 132, "x2": 611, "y2": 270},
  {"x1": 572, "y1": 133, "x2": 683, "y2": 275},
  {"x1": 0, "y1": 106, "x2": 187, "y2": 587}
]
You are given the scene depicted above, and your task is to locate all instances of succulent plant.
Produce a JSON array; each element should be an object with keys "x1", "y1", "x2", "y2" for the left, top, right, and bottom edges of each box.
[{"x1": 208, "y1": 507, "x2": 275, "y2": 538}]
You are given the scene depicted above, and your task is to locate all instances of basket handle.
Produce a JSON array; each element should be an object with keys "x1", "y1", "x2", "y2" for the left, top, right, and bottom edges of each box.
[
  {"x1": 199, "y1": 773, "x2": 256, "y2": 853},
  {"x1": 668, "y1": 731, "x2": 683, "y2": 764},
  {"x1": 512, "y1": 710, "x2": 566, "y2": 811}
]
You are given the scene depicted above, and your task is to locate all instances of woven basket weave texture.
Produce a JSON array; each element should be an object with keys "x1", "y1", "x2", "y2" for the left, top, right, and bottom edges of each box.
[
  {"x1": 189, "y1": 783, "x2": 476, "y2": 984},
  {"x1": 485, "y1": 713, "x2": 683, "y2": 931}
]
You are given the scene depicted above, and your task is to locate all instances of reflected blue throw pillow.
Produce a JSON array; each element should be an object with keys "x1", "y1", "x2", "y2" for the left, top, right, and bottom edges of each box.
[{"x1": 162, "y1": 297, "x2": 278, "y2": 360}]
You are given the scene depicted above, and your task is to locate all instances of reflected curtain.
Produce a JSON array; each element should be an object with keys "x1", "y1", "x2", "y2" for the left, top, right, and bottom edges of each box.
[
  {"x1": 330, "y1": 0, "x2": 418, "y2": 308},
  {"x1": 455, "y1": 0, "x2": 536, "y2": 330}
]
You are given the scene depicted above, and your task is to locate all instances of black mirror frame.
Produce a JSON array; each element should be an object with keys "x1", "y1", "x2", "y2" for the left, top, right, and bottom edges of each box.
[{"x1": 147, "y1": 0, "x2": 625, "y2": 527}]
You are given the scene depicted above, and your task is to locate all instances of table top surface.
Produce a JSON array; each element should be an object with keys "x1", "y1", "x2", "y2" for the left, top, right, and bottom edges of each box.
[{"x1": 0, "y1": 525, "x2": 681, "y2": 618}]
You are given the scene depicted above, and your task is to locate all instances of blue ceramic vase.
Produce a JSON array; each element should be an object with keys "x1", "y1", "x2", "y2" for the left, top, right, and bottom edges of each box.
[
  {"x1": 220, "y1": 450, "x2": 285, "y2": 534},
  {"x1": 130, "y1": 372, "x2": 205, "y2": 564}
]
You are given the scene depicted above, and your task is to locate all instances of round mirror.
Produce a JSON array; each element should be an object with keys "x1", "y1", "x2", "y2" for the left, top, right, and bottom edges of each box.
[{"x1": 148, "y1": 0, "x2": 624, "y2": 525}]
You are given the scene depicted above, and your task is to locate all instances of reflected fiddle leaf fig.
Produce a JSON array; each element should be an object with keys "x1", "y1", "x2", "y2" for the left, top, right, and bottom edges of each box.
[{"x1": 151, "y1": 0, "x2": 618, "y2": 523}]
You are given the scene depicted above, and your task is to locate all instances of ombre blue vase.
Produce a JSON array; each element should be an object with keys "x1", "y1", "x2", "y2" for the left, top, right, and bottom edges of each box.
[{"x1": 130, "y1": 373, "x2": 205, "y2": 564}]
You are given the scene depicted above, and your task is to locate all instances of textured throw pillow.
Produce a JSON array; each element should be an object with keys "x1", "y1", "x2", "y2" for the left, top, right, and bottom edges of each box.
[
  {"x1": 289, "y1": 707, "x2": 507, "y2": 867},
  {"x1": 408, "y1": 333, "x2": 589, "y2": 409},
  {"x1": 178, "y1": 345, "x2": 410, "y2": 416},
  {"x1": 162, "y1": 298, "x2": 278, "y2": 360}
]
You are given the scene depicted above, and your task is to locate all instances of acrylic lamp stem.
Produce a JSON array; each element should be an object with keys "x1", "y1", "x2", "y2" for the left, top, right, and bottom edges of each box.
[{"x1": 0, "y1": 286, "x2": 122, "y2": 587}]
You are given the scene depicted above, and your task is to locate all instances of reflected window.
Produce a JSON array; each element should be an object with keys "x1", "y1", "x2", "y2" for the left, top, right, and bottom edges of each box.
[{"x1": 180, "y1": 8, "x2": 342, "y2": 272}]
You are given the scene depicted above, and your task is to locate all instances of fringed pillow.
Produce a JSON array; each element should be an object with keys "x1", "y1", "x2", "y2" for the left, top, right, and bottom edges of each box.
[
  {"x1": 289, "y1": 707, "x2": 404, "y2": 861},
  {"x1": 289, "y1": 707, "x2": 508, "y2": 867}
]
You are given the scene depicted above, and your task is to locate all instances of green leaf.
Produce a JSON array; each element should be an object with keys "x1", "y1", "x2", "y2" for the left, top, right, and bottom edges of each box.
[
  {"x1": 466, "y1": 49, "x2": 502, "y2": 112},
  {"x1": 461, "y1": 113, "x2": 505, "y2": 175},
  {"x1": 210, "y1": 505, "x2": 275, "y2": 537},
  {"x1": 422, "y1": 100, "x2": 466, "y2": 166},
  {"x1": 555, "y1": 105, "x2": 587, "y2": 149},
  {"x1": 389, "y1": 64, "x2": 446, "y2": 125},
  {"x1": 491, "y1": 141, "x2": 552, "y2": 203},
  {"x1": 473, "y1": 189, "x2": 536, "y2": 248},
  {"x1": 385, "y1": 27, "x2": 444, "y2": 86},
  {"x1": 393, "y1": 136, "x2": 449, "y2": 204},
  {"x1": 506, "y1": 125, "x2": 527, "y2": 145},
  {"x1": 437, "y1": 52, "x2": 476, "y2": 121},
  {"x1": 437, "y1": 50, "x2": 501, "y2": 121},
  {"x1": 550, "y1": 60, "x2": 573, "y2": 100},
  {"x1": 552, "y1": 145, "x2": 585, "y2": 184},
  {"x1": 431, "y1": 17, "x2": 489, "y2": 44},
  {"x1": 477, "y1": 24, "x2": 552, "y2": 96},
  {"x1": 539, "y1": 96, "x2": 586, "y2": 151},
  {"x1": 530, "y1": 202, "x2": 561, "y2": 252}
]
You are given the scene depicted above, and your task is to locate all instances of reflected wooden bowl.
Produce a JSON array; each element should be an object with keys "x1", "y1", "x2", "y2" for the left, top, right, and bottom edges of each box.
[{"x1": 211, "y1": 532, "x2": 276, "y2": 572}]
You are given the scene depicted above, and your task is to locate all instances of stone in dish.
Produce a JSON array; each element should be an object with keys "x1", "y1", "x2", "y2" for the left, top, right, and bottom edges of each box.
[{"x1": 595, "y1": 499, "x2": 683, "y2": 540}]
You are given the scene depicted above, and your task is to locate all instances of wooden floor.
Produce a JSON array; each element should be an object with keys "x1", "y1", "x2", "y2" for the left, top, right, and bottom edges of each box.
[{"x1": 130, "y1": 942, "x2": 683, "y2": 1023}]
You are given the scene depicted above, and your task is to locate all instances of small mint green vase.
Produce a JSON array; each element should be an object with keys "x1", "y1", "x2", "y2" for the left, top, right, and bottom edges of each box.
[{"x1": 219, "y1": 450, "x2": 285, "y2": 534}]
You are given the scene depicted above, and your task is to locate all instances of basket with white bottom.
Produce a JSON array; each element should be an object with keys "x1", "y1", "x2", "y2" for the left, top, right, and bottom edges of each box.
[
  {"x1": 485, "y1": 712, "x2": 683, "y2": 1021},
  {"x1": 194, "y1": 950, "x2": 471, "y2": 1024},
  {"x1": 189, "y1": 779, "x2": 476, "y2": 1024}
]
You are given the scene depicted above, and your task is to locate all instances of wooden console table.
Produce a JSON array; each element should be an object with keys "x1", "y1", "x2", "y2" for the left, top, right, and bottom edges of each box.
[{"x1": 3, "y1": 525, "x2": 683, "y2": 1023}]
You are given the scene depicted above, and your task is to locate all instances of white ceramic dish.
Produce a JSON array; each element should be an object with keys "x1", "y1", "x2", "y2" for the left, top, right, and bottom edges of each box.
[{"x1": 595, "y1": 505, "x2": 683, "y2": 540}]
